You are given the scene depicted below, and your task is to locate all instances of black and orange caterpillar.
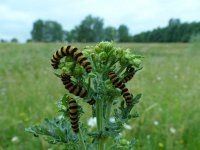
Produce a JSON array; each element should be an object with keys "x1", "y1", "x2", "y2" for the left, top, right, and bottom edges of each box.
[
  {"x1": 61, "y1": 73, "x2": 87, "y2": 98},
  {"x1": 51, "y1": 45, "x2": 92, "y2": 73},
  {"x1": 108, "y1": 71, "x2": 132, "y2": 105},
  {"x1": 61, "y1": 73, "x2": 95, "y2": 105},
  {"x1": 68, "y1": 97, "x2": 79, "y2": 133},
  {"x1": 122, "y1": 67, "x2": 135, "y2": 83}
]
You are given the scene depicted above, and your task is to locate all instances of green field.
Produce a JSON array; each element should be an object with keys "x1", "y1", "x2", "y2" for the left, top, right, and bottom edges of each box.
[{"x1": 0, "y1": 43, "x2": 200, "y2": 150}]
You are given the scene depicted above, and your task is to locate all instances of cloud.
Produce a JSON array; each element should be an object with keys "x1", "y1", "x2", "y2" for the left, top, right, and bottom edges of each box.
[
  {"x1": 0, "y1": 0, "x2": 200, "y2": 42},
  {"x1": 0, "y1": 4, "x2": 34, "y2": 41}
]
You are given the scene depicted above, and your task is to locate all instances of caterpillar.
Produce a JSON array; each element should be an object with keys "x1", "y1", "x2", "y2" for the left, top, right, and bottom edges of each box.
[
  {"x1": 51, "y1": 45, "x2": 92, "y2": 73},
  {"x1": 108, "y1": 72, "x2": 126, "y2": 89},
  {"x1": 68, "y1": 97, "x2": 79, "y2": 133},
  {"x1": 61, "y1": 73, "x2": 87, "y2": 98},
  {"x1": 121, "y1": 87, "x2": 132, "y2": 105},
  {"x1": 108, "y1": 71, "x2": 132, "y2": 105},
  {"x1": 87, "y1": 98, "x2": 96, "y2": 105},
  {"x1": 122, "y1": 67, "x2": 135, "y2": 83}
]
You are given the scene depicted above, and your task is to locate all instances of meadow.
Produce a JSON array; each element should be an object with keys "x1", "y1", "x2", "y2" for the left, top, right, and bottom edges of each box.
[{"x1": 0, "y1": 42, "x2": 199, "y2": 150}]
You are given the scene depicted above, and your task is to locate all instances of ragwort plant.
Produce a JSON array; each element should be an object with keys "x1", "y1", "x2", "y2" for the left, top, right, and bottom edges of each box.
[{"x1": 26, "y1": 42, "x2": 143, "y2": 150}]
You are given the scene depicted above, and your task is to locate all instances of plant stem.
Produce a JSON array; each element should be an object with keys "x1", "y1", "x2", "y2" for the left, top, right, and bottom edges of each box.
[
  {"x1": 96, "y1": 99, "x2": 104, "y2": 150},
  {"x1": 104, "y1": 101, "x2": 112, "y2": 149},
  {"x1": 78, "y1": 130, "x2": 86, "y2": 150},
  {"x1": 105, "y1": 101, "x2": 112, "y2": 122}
]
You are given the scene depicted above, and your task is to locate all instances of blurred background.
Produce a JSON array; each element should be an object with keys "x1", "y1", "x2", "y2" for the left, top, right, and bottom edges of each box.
[{"x1": 0, "y1": 0, "x2": 200, "y2": 150}]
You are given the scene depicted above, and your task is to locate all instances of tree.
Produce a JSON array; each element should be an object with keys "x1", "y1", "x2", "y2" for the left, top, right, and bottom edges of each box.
[
  {"x1": 118, "y1": 25, "x2": 130, "y2": 42},
  {"x1": 10, "y1": 38, "x2": 18, "y2": 43},
  {"x1": 132, "y1": 19, "x2": 200, "y2": 43},
  {"x1": 43, "y1": 21, "x2": 64, "y2": 42},
  {"x1": 65, "y1": 27, "x2": 79, "y2": 42},
  {"x1": 103, "y1": 26, "x2": 118, "y2": 41},
  {"x1": 66, "y1": 15, "x2": 104, "y2": 42},
  {"x1": 31, "y1": 19, "x2": 44, "y2": 42},
  {"x1": 31, "y1": 20, "x2": 64, "y2": 42},
  {"x1": 168, "y1": 18, "x2": 181, "y2": 26}
]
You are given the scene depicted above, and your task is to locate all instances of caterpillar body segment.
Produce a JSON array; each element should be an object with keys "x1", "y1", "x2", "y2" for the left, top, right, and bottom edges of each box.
[
  {"x1": 51, "y1": 45, "x2": 92, "y2": 72},
  {"x1": 68, "y1": 97, "x2": 79, "y2": 133},
  {"x1": 121, "y1": 88, "x2": 132, "y2": 105},
  {"x1": 87, "y1": 98, "x2": 96, "y2": 105},
  {"x1": 108, "y1": 71, "x2": 132, "y2": 106},
  {"x1": 122, "y1": 67, "x2": 135, "y2": 83},
  {"x1": 122, "y1": 73, "x2": 135, "y2": 83},
  {"x1": 61, "y1": 73, "x2": 87, "y2": 98},
  {"x1": 108, "y1": 72, "x2": 125, "y2": 90}
]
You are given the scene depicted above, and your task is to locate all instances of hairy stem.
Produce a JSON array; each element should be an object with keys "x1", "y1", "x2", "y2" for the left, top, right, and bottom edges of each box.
[
  {"x1": 78, "y1": 130, "x2": 86, "y2": 150},
  {"x1": 105, "y1": 101, "x2": 112, "y2": 122},
  {"x1": 96, "y1": 99, "x2": 105, "y2": 150}
]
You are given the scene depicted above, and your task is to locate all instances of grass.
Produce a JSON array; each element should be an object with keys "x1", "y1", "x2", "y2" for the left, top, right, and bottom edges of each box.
[{"x1": 0, "y1": 42, "x2": 199, "y2": 150}]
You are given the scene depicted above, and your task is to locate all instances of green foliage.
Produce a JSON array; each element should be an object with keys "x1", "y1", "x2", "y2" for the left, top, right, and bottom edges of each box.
[
  {"x1": 10, "y1": 38, "x2": 18, "y2": 43},
  {"x1": 118, "y1": 25, "x2": 130, "y2": 42},
  {"x1": 65, "y1": 15, "x2": 132, "y2": 42},
  {"x1": 190, "y1": 33, "x2": 200, "y2": 43},
  {"x1": 1, "y1": 43, "x2": 200, "y2": 150},
  {"x1": 31, "y1": 20, "x2": 64, "y2": 42},
  {"x1": 133, "y1": 18, "x2": 200, "y2": 42},
  {"x1": 26, "y1": 42, "x2": 143, "y2": 149},
  {"x1": 25, "y1": 118, "x2": 78, "y2": 144},
  {"x1": 168, "y1": 18, "x2": 181, "y2": 26},
  {"x1": 66, "y1": 15, "x2": 104, "y2": 42},
  {"x1": 104, "y1": 26, "x2": 118, "y2": 41},
  {"x1": 30, "y1": 16, "x2": 200, "y2": 43}
]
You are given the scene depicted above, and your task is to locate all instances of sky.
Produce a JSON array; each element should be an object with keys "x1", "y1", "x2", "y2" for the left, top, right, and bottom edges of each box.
[{"x1": 0, "y1": 0, "x2": 200, "y2": 42}]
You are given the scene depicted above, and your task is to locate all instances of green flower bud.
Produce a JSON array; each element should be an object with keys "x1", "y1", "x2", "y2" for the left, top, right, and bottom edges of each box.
[
  {"x1": 88, "y1": 72, "x2": 96, "y2": 78},
  {"x1": 131, "y1": 58, "x2": 142, "y2": 67},
  {"x1": 61, "y1": 67, "x2": 68, "y2": 72},
  {"x1": 98, "y1": 41, "x2": 113, "y2": 53},
  {"x1": 99, "y1": 52, "x2": 107, "y2": 60}
]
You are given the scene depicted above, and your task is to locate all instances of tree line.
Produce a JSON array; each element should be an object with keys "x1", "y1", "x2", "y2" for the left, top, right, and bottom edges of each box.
[
  {"x1": 1, "y1": 15, "x2": 198, "y2": 43},
  {"x1": 133, "y1": 19, "x2": 200, "y2": 42},
  {"x1": 30, "y1": 15, "x2": 130, "y2": 43},
  {"x1": 30, "y1": 16, "x2": 200, "y2": 43}
]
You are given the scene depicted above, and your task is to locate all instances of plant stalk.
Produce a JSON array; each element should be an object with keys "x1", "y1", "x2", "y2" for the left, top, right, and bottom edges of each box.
[
  {"x1": 105, "y1": 101, "x2": 112, "y2": 122},
  {"x1": 96, "y1": 98, "x2": 105, "y2": 150},
  {"x1": 78, "y1": 130, "x2": 86, "y2": 150}
]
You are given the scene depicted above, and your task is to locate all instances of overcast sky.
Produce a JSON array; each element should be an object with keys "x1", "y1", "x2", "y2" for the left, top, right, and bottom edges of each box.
[{"x1": 0, "y1": 0, "x2": 200, "y2": 42}]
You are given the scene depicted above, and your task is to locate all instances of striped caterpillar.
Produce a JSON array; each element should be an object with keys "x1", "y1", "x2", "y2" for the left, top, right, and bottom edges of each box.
[
  {"x1": 108, "y1": 71, "x2": 132, "y2": 105},
  {"x1": 122, "y1": 67, "x2": 135, "y2": 83},
  {"x1": 61, "y1": 73, "x2": 95, "y2": 105},
  {"x1": 51, "y1": 45, "x2": 92, "y2": 73},
  {"x1": 68, "y1": 97, "x2": 79, "y2": 133},
  {"x1": 61, "y1": 73, "x2": 87, "y2": 98}
]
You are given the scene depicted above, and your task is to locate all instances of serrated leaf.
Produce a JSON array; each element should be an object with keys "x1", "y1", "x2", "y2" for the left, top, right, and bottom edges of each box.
[{"x1": 25, "y1": 118, "x2": 78, "y2": 144}]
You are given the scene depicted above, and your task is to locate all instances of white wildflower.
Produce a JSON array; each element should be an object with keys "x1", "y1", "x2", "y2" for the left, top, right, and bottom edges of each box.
[
  {"x1": 58, "y1": 115, "x2": 64, "y2": 120},
  {"x1": 11, "y1": 136, "x2": 19, "y2": 143},
  {"x1": 109, "y1": 117, "x2": 115, "y2": 123},
  {"x1": 169, "y1": 127, "x2": 176, "y2": 134},
  {"x1": 87, "y1": 117, "x2": 97, "y2": 127},
  {"x1": 153, "y1": 121, "x2": 159, "y2": 126},
  {"x1": 123, "y1": 123, "x2": 132, "y2": 130},
  {"x1": 156, "y1": 76, "x2": 161, "y2": 81},
  {"x1": 146, "y1": 134, "x2": 151, "y2": 139}
]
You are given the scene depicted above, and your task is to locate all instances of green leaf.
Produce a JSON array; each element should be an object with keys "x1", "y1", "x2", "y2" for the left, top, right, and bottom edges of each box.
[{"x1": 25, "y1": 118, "x2": 78, "y2": 144}]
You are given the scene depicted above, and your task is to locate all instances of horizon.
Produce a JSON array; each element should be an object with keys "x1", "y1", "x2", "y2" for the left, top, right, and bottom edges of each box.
[{"x1": 1, "y1": 0, "x2": 200, "y2": 42}]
